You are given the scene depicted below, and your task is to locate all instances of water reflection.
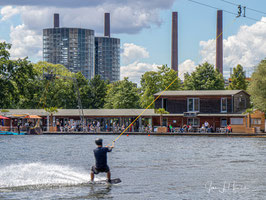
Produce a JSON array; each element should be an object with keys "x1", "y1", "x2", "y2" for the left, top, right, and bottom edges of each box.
[{"x1": 71, "y1": 185, "x2": 112, "y2": 199}]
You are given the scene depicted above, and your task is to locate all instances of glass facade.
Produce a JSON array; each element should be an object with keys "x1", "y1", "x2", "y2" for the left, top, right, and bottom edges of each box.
[
  {"x1": 43, "y1": 28, "x2": 95, "y2": 79},
  {"x1": 95, "y1": 37, "x2": 120, "y2": 82}
]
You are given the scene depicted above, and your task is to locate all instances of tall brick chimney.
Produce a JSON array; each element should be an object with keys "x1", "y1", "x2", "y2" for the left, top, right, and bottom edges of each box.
[
  {"x1": 216, "y1": 10, "x2": 223, "y2": 74},
  {"x1": 54, "y1": 13, "x2": 59, "y2": 28},
  {"x1": 104, "y1": 13, "x2": 110, "y2": 37},
  {"x1": 171, "y1": 12, "x2": 178, "y2": 73}
]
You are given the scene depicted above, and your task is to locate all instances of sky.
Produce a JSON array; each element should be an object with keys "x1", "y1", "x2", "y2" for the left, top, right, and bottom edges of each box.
[{"x1": 0, "y1": 0, "x2": 265, "y2": 84}]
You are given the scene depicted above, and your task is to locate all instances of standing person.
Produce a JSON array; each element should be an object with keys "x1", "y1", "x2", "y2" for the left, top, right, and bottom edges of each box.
[
  {"x1": 91, "y1": 138, "x2": 115, "y2": 183},
  {"x1": 56, "y1": 120, "x2": 60, "y2": 132},
  {"x1": 204, "y1": 121, "x2": 209, "y2": 129},
  {"x1": 148, "y1": 124, "x2": 152, "y2": 133},
  {"x1": 17, "y1": 121, "x2": 21, "y2": 134},
  {"x1": 105, "y1": 123, "x2": 108, "y2": 132},
  {"x1": 169, "y1": 124, "x2": 173, "y2": 133},
  {"x1": 97, "y1": 121, "x2": 101, "y2": 132}
]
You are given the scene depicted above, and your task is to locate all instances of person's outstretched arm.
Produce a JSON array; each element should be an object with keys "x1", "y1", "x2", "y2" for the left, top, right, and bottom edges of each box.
[{"x1": 106, "y1": 141, "x2": 115, "y2": 150}]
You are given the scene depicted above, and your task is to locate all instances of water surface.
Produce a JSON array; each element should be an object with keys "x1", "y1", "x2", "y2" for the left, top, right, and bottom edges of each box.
[{"x1": 0, "y1": 135, "x2": 265, "y2": 199}]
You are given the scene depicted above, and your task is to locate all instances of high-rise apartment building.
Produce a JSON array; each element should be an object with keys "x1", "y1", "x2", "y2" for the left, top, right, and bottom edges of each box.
[
  {"x1": 43, "y1": 15, "x2": 95, "y2": 79},
  {"x1": 95, "y1": 37, "x2": 120, "y2": 82},
  {"x1": 95, "y1": 13, "x2": 120, "y2": 82},
  {"x1": 43, "y1": 13, "x2": 120, "y2": 82}
]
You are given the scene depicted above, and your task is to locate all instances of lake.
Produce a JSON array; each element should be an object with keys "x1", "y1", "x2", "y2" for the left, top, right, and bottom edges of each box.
[{"x1": 0, "y1": 135, "x2": 265, "y2": 199}]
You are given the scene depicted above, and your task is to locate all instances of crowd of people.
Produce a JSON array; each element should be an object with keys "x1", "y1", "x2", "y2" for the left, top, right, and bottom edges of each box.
[
  {"x1": 55, "y1": 120, "x2": 153, "y2": 133},
  {"x1": 167, "y1": 121, "x2": 232, "y2": 134},
  {"x1": 52, "y1": 119, "x2": 233, "y2": 134}
]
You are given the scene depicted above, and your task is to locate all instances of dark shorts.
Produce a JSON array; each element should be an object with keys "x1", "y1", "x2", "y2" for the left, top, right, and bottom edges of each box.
[{"x1": 91, "y1": 165, "x2": 110, "y2": 174}]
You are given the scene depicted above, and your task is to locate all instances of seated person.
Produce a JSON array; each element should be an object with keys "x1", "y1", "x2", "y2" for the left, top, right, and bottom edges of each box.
[
  {"x1": 207, "y1": 125, "x2": 213, "y2": 133},
  {"x1": 188, "y1": 124, "x2": 193, "y2": 132},
  {"x1": 183, "y1": 124, "x2": 187, "y2": 132},
  {"x1": 226, "y1": 124, "x2": 232, "y2": 133},
  {"x1": 204, "y1": 121, "x2": 209, "y2": 129},
  {"x1": 200, "y1": 124, "x2": 205, "y2": 133}
]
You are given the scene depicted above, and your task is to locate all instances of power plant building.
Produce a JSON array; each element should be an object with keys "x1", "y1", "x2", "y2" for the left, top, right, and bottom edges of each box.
[
  {"x1": 171, "y1": 12, "x2": 178, "y2": 73},
  {"x1": 216, "y1": 10, "x2": 223, "y2": 75}
]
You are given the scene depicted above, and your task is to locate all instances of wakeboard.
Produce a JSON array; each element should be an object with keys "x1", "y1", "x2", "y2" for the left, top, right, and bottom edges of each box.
[{"x1": 89, "y1": 178, "x2": 121, "y2": 185}]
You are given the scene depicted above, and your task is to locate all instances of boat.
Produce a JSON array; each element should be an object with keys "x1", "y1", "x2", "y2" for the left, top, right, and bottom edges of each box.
[{"x1": 0, "y1": 131, "x2": 25, "y2": 135}]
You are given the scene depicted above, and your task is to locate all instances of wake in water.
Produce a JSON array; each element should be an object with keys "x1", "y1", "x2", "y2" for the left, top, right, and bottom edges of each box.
[{"x1": 0, "y1": 163, "x2": 105, "y2": 189}]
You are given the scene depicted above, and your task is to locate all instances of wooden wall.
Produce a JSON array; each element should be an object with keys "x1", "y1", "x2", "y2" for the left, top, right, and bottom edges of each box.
[
  {"x1": 155, "y1": 95, "x2": 233, "y2": 114},
  {"x1": 248, "y1": 110, "x2": 265, "y2": 132},
  {"x1": 233, "y1": 91, "x2": 250, "y2": 113}
]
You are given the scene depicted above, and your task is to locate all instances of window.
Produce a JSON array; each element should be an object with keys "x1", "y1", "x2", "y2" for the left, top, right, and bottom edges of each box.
[
  {"x1": 230, "y1": 118, "x2": 244, "y2": 125},
  {"x1": 221, "y1": 98, "x2": 227, "y2": 113},
  {"x1": 161, "y1": 98, "x2": 167, "y2": 110},
  {"x1": 162, "y1": 118, "x2": 168, "y2": 126},
  {"x1": 188, "y1": 118, "x2": 199, "y2": 127},
  {"x1": 251, "y1": 118, "x2": 261, "y2": 125},
  {"x1": 187, "y1": 98, "x2": 199, "y2": 112},
  {"x1": 221, "y1": 119, "x2": 227, "y2": 127}
]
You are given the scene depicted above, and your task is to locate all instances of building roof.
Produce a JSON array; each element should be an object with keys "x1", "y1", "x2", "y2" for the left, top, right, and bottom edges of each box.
[
  {"x1": 3, "y1": 109, "x2": 156, "y2": 117},
  {"x1": 163, "y1": 113, "x2": 247, "y2": 117},
  {"x1": 1, "y1": 109, "x2": 248, "y2": 118},
  {"x1": 154, "y1": 90, "x2": 249, "y2": 96}
]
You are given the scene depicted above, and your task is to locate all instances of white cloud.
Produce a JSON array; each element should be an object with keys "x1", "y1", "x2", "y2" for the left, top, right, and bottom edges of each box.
[
  {"x1": 0, "y1": 1, "x2": 167, "y2": 61},
  {"x1": 121, "y1": 61, "x2": 159, "y2": 84},
  {"x1": 122, "y1": 43, "x2": 149, "y2": 65},
  {"x1": 9, "y1": 24, "x2": 42, "y2": 61},
  {"x1": 120, "y1": 43, "x2": 160, "y2": 84},
  {"x1": 199, "y1": 17, "x2": 266, "y2": 76},
  {"x1": 0, "y1": 0, "x2": 175, "y2": 10},
  {"x1": 0, "y1": 6, "x2": 19, "y2": 21},
  {"x1": 0, "y1": 1, "x2": 169, "y2": 35},
  {"x1": 178, "y1": 59, "x2": 197, "y2": 80}
]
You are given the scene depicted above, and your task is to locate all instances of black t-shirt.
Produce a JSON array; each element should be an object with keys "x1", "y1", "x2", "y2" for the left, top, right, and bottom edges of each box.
[{"x1": 94, "y1": 147, "x2": 112, "y2": 168}]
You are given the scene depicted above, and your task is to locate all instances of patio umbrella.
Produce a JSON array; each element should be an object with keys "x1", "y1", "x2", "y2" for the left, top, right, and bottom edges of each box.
[
  {"x1": 12, "y1": 114, "x2": 27, "y2": 118},
  {"x1": 24, "y1": 115, "x2": 42, "y2": 119},
  {"x1": 0, "y1": 115, "x2": 9, "y2": 119}
]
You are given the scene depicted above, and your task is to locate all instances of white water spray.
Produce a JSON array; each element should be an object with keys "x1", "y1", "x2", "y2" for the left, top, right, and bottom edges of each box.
[{"x1": 0, "y1": 163, "x2": 103, "y2": 188}]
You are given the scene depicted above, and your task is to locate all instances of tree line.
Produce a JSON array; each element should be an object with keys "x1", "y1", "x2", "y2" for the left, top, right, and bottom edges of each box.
[{"x1": 0, "y1": 42, "x2": 265, "y2": 112}]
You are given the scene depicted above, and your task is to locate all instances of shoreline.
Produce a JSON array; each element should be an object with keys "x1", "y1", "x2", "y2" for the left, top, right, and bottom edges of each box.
[{"x1": 42, "y1": 132, "x2": 266, "y2": 137}]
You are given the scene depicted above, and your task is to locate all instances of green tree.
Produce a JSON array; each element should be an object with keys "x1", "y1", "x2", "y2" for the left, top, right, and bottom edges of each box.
[
  {"x1": 0, "y1": 42, "x2": 36, "y2": 108},
  {"x1": 228, "y1": 64, "x2": 248, "y2": 90},
  {"x1": 104, "y1": 77, "x2": 140, "y2": 109},
  {"x1": 88, "y1": 75, "x2": 108, "y2": 108},
  {"x1": 183, "y1": 62, "x2": 225, "y2": 90},
  {"x1": 247, "y1": 59, "x2": 266, "y2": 112},
  {"x1": 0, "y1": 109, "x2": 9, "y2": 117},
  {"x1": 33, "y1": 62, "x2": 77, "y2": 109},
  {"x1": 140, "y1": 65, "x2": 181, "y2": 108},
  {"x1": 155, "y1": 108, "x2": 169, "y2": 126},
  {"x1": 140, "y1": 71, "x2": 160, "y2": 109},
  {"x1": 74, "y1": 72, "x2": 91, "y2": 109}
]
